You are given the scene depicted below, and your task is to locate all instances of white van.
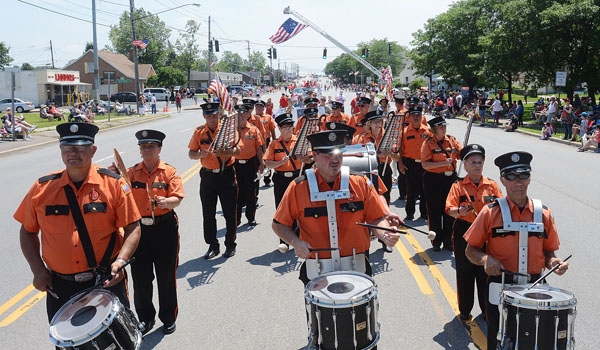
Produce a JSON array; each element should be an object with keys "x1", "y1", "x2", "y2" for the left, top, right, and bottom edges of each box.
[{"x1": 142, "y1": 88, "x2": 170, "y2": 101}]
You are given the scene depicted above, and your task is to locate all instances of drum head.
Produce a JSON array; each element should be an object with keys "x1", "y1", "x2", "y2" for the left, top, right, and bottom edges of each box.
[
  {"x1": 503, "y1": 284, "x2": 576, "y2": 310},
  {"x1": 306, "y1": 271, "x2": 375, "y2": 307},
  {"x1": 49, "y1": 289, "x2": 119, "y2": 346}
]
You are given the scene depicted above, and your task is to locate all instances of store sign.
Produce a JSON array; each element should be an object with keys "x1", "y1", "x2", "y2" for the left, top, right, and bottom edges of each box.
[{"x1": 45, "y1": 70, "x2": 81, "y2": 84}]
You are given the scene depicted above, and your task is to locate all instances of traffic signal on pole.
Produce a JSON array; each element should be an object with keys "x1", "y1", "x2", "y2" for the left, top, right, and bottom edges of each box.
[
  {"x1": 323, "y1": 48, "x2": 327, "y2": 59},
  {"x1": 267, "y1": 48, "x2": 272, "y2": 59},
  {"x1": 361, "y1": 48, "x2": 366, "y2": 58},
  {"x1": 214, "y1": 40, "x2": 219, "y2": 52},
  {"x1": 388, "y1": 43, "x2": 392, "y2": 55},
  {"x1": 366, "y1": 48, "x2": 370, "y2": 58},
  {"x1": 273, "y1": 48, "x2": 277, "y2": 59},
  {"x1": 209, "y1": 40, "x2": 213, "y2": 52}
]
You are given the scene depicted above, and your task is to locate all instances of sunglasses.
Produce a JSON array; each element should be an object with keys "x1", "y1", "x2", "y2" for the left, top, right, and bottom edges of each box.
[{"x1": 504, "y1": 172, "x2": 530, "y2": 181}]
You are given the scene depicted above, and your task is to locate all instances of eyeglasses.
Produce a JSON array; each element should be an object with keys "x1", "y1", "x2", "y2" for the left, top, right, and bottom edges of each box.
[
  {"x1": 60, "y1": 145, "x2": 91, "y2": 153},
  {"x1": 504, "y1": 172, "x2": 530, "y2": 181}
]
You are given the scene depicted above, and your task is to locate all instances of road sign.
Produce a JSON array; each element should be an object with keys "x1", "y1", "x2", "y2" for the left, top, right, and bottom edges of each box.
[
  {"x1": 555, "y1": 71, "x2": 567, "y2": 87},
  {"x1": 114, "y1": 79, "x2": 131, "y2": 83}
]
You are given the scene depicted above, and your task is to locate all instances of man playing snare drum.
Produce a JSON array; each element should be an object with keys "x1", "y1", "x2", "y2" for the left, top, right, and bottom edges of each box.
[
  {"x1": 464, "y1": 151, "x2": 568, "y2": 350},
  {"x1": 272, "y1": 130, "x2": 401, "y2": 285}
]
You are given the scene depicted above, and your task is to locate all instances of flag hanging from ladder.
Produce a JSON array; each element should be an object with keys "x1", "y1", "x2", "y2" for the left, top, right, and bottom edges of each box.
[{"x1": 269, "y1": 18, "x2": 308, "y2": 44}]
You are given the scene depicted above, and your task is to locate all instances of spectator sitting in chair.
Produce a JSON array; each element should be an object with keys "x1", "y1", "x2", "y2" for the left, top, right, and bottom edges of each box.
[
  {"x1": 115, "y1": 101, "x2": 130, "y2": 115},
  {"x1": 2, "y1": 114, "x2": 32, "y2": 140},
  {"x1": 503, "y1": 112, "x2": 518, "y2": 132},
  {"x1": 48, "y1": 103, "x2": 65, "y2": 120},
  {"x1": 541, "y1": 122, "x2": 553, "y2": 140},
  {"x1": 40, "y1": 105, "x2": 55, "y2": 121},
  {"x1": 578, "y1": 124, "x2": 600, "y2": 152}
]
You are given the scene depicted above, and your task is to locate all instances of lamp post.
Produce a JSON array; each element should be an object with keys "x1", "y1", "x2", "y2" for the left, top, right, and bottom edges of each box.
[{"x1": 129, "y1": 2, "x2": 200, "y2": 114}]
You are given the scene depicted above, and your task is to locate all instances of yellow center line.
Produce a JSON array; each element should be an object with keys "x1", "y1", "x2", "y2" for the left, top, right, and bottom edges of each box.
[
  {"x1": 395, "y1": 238, "x2": 434, "y2": 295},
  {"x1": 0, "y1": 290, "x2": 46, "y2": 328},
  {"x1": 0, "y1": 284, "x2": 36, "y2": 317}
]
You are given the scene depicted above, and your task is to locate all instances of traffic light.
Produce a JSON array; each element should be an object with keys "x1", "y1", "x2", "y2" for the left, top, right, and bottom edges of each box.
[
  {"x1": 366, "y1": 48, "x2": 370, "y2": 58},
  {"x1": 323, "y1": 48, "x2": 327, "y2": 59},
  {"x1": 214, "y1": 40, "x2": 219, "y2": 52},
  {"x1": 361, "y1": 48, "x2": 366, "y2": 58},
  {"x1": 272, "y1": 48, "x2": 277, "y2": 59},
  {"x1": 388, "y1": 43, "x2": 392, "y2": 55},
  {"x1": 267, "y1": 48, "x2": 272, "y2": 59},
  {"x1": 208, "y1": 40, "x2": 213, "y2": 52}
]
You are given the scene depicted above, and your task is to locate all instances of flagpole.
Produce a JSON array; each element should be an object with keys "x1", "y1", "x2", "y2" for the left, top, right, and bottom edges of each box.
[
  {"x1": 130, "y1": 0, "x2": 141, "y2": 115},
  {"x1": 207, "y1": 15, "x2": 212, "y2": 94}
]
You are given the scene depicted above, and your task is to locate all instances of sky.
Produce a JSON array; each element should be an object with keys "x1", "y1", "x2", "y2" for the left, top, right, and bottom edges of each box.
[{"x1": 6, "y1": 0, "x2": 456, "y2": 75}]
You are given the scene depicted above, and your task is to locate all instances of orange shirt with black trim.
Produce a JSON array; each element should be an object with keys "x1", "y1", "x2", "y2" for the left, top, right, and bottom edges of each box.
[
  {"x1": 420, "y1": 135, "x2": 462, "y2": 173},
  {"x1": 248, "y1": 113, "x2": 266, "y2": 137},
  {"x1": 273, "y1": 168, "x2": 387, "y2": 259},
  {"x1": 187, "y1": 124, "x2": 235, "y2": 169},
  {"x1": 399, "y1": 124, "x2": 431, "y2": 160},
  {"x1": 263, "y1": 135, "x2": 302, "y2": 172},
  {"x1": 128, "y1": 159, "x2": 184, "y2": 218},
  {"x1": 237, "y1": 123, "x2": 264, "y2": 160},
  {"x1": 324, "y1": 112, "x2": 351, "y2": 126},
  {"x1": 14, "y1": 166, "x2": 141, "y2": 274},
  {"x1": 257, "y1": 113, "x2": 276, "y2": 140},
  {"x1": 464, "y1": 197, "x2": 560, "y2": 274},
  {"x1": 352, "y1": 131, "x2": 390, "y2": 163},
  {"x1": 349, "y1": 112, "x2": 366, "y2": 134},
  {"x1": 445, "y1": 176, "x2": 503, "y2": 224}
]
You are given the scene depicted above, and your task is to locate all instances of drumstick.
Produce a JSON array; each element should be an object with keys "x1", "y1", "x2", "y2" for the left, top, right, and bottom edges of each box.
[
  {"x1": 308, "y1": 247, "x2": 339, "y2": 252},
  {"x1": 528, "y1": 254, "x2": 572, "y2": 290},
  {"x1": 356, "y1": 222, "x2": 437, "y2": 240}
]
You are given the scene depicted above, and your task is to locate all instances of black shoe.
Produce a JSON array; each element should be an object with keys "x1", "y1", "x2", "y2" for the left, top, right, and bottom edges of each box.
[
  {"x1": 404, "y1": 215, "x2": 414, "y2": 221},
  {"x1": 223, "y1": 248, "x2": 236, "y2": 258},
  {"x1": 419, "y1": 215, "x2": 428, "y2": 221},
  {"x1": 432, "y1": 245, "x2": 441, "y2": 251},
  {"x1": 163, "y1": 322, "x2": 176, "y2": 335},
  {"x1": 140, "y1": 320, "x2": 155, "y2": 335},
  {"x1": 204, "y1": 247, "x2": 220, "y2": 259},
  {"x1": 247, "y1": 220, "x2": 257, "y2": 226},
  {"x1": 459, "y1": 313, "x2": 472, "y2": 321},
  {"x1": 382, "y1": 242, "x2": 394, "y2": 253}
]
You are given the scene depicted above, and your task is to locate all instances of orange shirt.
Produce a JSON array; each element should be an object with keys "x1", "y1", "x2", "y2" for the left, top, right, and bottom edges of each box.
[
  {"x1": 257, "y1": 113, "x2": 276, "y2": 140},
  {"x1": 349, "y1": 112, "x2": 366, "y2": 135},
  {"x1": 14, "y1": 167, "x2": 141, "y2": 274},
  {"x1": 187, "y1": 124, "x2": 235, "y2": 169},
  {"x1": 263, "y1": 135, "x2": 303, "y2": 172},
  {"x1": 128, "y1": 159, "x2": 184, "y2": 218},
  {"x1": 248, "y1": 113, "x2": 266, "y2": 137},
  {"x1": 324, "y1": 112, "x2": 351, "y2": 126},
  {"x1": 445, "y1": 175, "x2": 503, "y2": 223},
  {"x1": 400, "y1": 124, "x2": 431, "y2": 160},
  {"x1": 464, "y1": 197, "x2": 560, "y2": 274},
  {"x1": 237, "y1": 123, "x2": 264, "y2": 160},
  {"x1": 420, "y1": 135, "x2": 462, "y2": 173},
  {"x1": 273, "y1": 168, "x2": 387, "y2": 259}
]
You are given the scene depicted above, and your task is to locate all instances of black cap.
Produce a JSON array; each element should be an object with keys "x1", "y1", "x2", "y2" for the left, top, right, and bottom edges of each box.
[
  {"x1": 234, "y1": 104, "x2": 250, "y2": 113},
  {"x1": 460, "y1": 144, "x2": 485, "y2": 160},
  {"x1": 326, "y1": 122, "x2": 356, "y2": 139},
  {"x1": 242, "y1": 98, "x2": 256, "y2": 107},
  {"x1": 407, "y1": 96, "x2": 419, "y2": 105},
  {"x1": 275, "y1": 113, "x2": 294, "y2": 126},
  {"x1": 200, "y1": 103, "x2": 220, "y2": 114},
  {"x1": 408, "y1": 106, "x2": 423, "y2": 114},
  {"x1": 136, "y1": 129, "x2": 166, "y2": 146},
  {"x1": 304, "y1": 108, "x2": 319, "y2": 117},
  {"x1": 494, "y1": 151, "x2": 533, "y2": 176},
  {"x1": 393, "y1": 95, "x2": 405, "y2": 103},
  {"x1": 357, "y1": 97, "x2": 371, "y2": 105},
  {"x1": 428, "y1": 116, "x2": 448, "y2": 129},
  {"x1": 364, "y1": 110, "x2": 383, "y2": 123},
  {"x1": 331, "y1": 101, "x2": 343, "y2": 109},
  {"x1": 304, "y1": 97, "x2": 319, "y2": 105},
  {"x1": 255, "y1": 100, "x2": 266, "y2": 106},
  {"x1": 379, "y1": 97, "x2": 389, "y2": 104},
  {"x1": 307, "y1": 130, "x2": 346, "y2": 153},
  {"x1": 57, "y1": 123, "x2": 99, "y2": 146}
]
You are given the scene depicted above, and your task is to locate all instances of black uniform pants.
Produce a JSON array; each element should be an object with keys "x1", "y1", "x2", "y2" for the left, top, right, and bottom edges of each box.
[
  {"x1": 395, "y1": 163, "x2": 407, "y2": 199},
  {"x1": 200, "y1": 167, "x2": 238, "y2": 249},
  {"x1": 452, "y1": 219, "x2": 487, "y2": 317},
  {"x1": 131, "y1": 211, "x2": 180, "y2": 325},
  {"x1": 404, "y1": 158, "x2": 426, "y2": 218},
  {"x1": 263, "y1": 138, "x2": 272, "y2": 185},
  {"x1": 234, "y1": 158, "x2": 258, "y2": 224},
  {"x1": 423, "y1": 171, "x2": 456, "y2": 248},
  {"x1": 273, "y1": 170, "x2": 299, "y2": 244},
  {"x1": 378, "y1": 162, "x2": 393, "y2": 205}
]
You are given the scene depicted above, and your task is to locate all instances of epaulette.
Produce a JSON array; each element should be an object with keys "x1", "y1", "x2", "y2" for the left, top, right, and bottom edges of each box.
[
  {"x1": 294, "y1": 175, "x2": 306, "y2": 184},
  {"x1": 98, "y1": 167, "x2": 121, "y2": 179},
  {"x1": 456, "y1": 177, "x2": 465, "y2": 181},
  {"x1": 38, "y1": 172, "x2": 62, "y2": 184},
  {"x1": 196, "y1": 125, "x2": 205, "y2": 131}
]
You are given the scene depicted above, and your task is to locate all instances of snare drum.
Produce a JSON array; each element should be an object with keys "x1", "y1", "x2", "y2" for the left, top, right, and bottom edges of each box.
[
  {"x1": 342, "y1": 143, "x2": 378, "y2": 178},
  {"x1": 305, "y1": 271, "x2": 379, "y2": 350},
  {"x1": 49, "y1": 289, "x2": 142, "y2": 350},
  {"x1": 500, "y1": 284, "x2": 577, "y2": 350}
]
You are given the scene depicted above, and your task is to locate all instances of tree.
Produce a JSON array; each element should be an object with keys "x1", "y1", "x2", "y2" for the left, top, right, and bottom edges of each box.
[
  {"x1": 84, "y1": 42, "x2": 94, "y2": 52},
  {"x1": 0, "y1": 42, "x2": 13, "y2": 70},
  {"x1": 20, "y1": 63, "x2": 34, "y2": 71},
  {"x1": 147, "y1": 66, "x2": 186, "y2": 89},
  {"x1": 107, "y1": 9, "x2": 172, "y2": 68},
  {"x1": 247, "y1": 50, "x2": 267, "y2": 73},
  {"x1": 173, "y1": 20, "x2": 201, "y2": 86},
  {"x1": 215, "y1": 51, "x2": 245, "y2": 72}
]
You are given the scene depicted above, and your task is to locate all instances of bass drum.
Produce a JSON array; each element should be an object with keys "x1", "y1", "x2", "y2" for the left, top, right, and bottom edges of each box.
[
  {"x1": 305, "y1": 271, "x2": 379, "y2": 350},
  {"x1": 49, "y1": 289, "x2": 141, "y2": 350},
  {"x1": 342, "y1": 143, "x2": 378, "y2": 178}
]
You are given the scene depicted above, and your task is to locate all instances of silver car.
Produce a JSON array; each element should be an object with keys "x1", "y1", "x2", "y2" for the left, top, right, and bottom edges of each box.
[{"x1": 0, "y1": 98, "x2": 35, "y2": 113}]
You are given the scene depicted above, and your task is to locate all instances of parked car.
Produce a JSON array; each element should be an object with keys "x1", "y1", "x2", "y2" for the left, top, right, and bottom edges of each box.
[
  {"x1": 142, "y1": 88, "x2": 170, "y2": 101},
  {"x1": 0, "y1": 98, "x2": 35, "y2": 113},
  {"x1": 109, "y1": 92, "x2": 137, "y2": 103}
]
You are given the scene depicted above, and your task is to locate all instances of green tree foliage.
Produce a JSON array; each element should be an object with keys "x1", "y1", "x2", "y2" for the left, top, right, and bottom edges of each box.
[
  {"x1": 247, "y1": 50, "x2": 267, "y2": 73},
  {"x1": 84, "y1": 42, "x2": 94, "y2": 52},
  {"x1": 20, "y1": 63, "x2": 34, "y2": 71},
  {"x1": 0, "y1": 42, "x2": 13, "y2": 69},
  {"x1": 215, "y1": 51, "x2": 245, "y2": 72},
  {"x1": 107, "y1": 9, "x2": 172, "y2": 68},
  {"x1": 173, "y1": 20, "x2": 201, "y2": 85},
  {"x1": 147, "y1": 66, "x2": 186, "y2": 89}
]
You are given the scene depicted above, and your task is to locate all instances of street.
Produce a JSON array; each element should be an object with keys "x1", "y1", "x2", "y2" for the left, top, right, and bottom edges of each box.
[{"x1": 0, "y1": 90, "x2": 598, "y2": 349}]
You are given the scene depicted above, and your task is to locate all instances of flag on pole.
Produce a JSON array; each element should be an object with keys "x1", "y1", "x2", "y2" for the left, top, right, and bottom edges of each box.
[
  {"x1": 208, "y1": 72, "x2": 233, "y2": 113},
  {"x1": 269, "y1": 18, "x2": 308, "y2": 44},
  {"x1": 132, "y1": 39, "x2": 149, "y2": 50},
  {"x1": 381, "y1": 66, "x2": 394, "y2": 102}
]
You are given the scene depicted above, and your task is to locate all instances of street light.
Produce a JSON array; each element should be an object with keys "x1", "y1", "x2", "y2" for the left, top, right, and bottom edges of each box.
[{"x1": 130, "y1": 2, "x2": 201, "y2": 114}]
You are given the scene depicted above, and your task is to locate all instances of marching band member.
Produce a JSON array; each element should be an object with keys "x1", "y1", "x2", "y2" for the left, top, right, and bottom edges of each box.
[
  {"x1": 323, "y1": 101, "x2": 350, "y2": 125},
  {"x1": 293, "y1": 97, "x2": 320, "y2": 135},
  {"x1": 348, "y1": 96, "x2": 371, "y2": 135},
  {"x1": 254, "y1": 99, "x2": 276, "y2": 187}
]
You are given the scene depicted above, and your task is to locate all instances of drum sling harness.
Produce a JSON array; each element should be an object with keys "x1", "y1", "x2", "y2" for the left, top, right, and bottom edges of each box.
[
  {"x1": 496, "y1": 197, "x2": 544, "y2": 284},
  {"x1": 304, "y1": 166, "x2": 365, "y2": 278}
]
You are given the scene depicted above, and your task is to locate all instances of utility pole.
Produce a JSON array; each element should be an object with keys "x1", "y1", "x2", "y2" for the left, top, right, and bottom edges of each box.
[
  {"x1": 129, "y1": 0, "x2": 140, "y2": 114},
  {"x1": 207, "y1": 15, "x2": 211, "y2": 89},
  {"x1": 49, "y1": 41, "x2": 55, "y2": 69},
  {"x1": 92, "y1": 0, "x2": 100, "y2": 100}
]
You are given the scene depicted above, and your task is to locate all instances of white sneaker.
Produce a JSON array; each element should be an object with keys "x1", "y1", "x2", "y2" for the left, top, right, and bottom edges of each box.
[{"x1": 277, "y1": 243, "x2": 289, "y2": 253}]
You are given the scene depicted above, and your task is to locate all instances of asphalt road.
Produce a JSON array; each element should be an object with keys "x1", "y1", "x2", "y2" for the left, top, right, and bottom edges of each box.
[{"x1": 0, "y1": 89, "x2": 597, "y2": 349}]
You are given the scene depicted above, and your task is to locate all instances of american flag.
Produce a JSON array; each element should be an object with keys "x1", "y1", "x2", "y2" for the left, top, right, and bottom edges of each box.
[
  {"x1": 381, "y1": 66, "x2": 394, "y2": 101},
  {"x1": 208, "y1": 72, "x2": 233, "y2": 113},
  {"x1": 132, "y1": 39, "x2": 149, "y2": 50},
  {"x1": 269, "y1": 18, "x2": 308, "y2": 44}
]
